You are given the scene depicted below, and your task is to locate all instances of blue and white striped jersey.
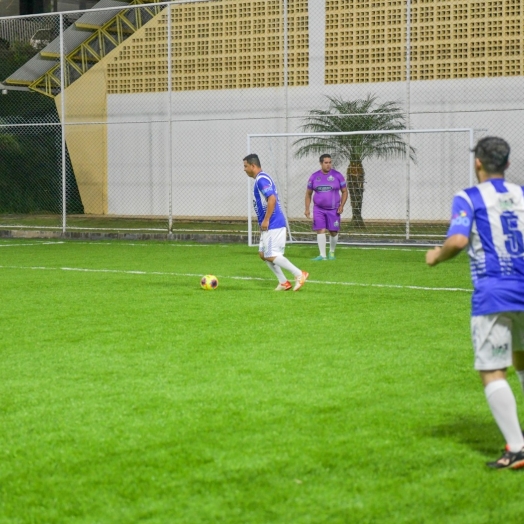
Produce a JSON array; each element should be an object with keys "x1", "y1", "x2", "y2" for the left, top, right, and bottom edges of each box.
[
  {"x1": 447, "y1": 178, "x2": 524, "y2": 315},
  {"x1": 253, "y1": 172, "x2": 287, "y2": 230}
]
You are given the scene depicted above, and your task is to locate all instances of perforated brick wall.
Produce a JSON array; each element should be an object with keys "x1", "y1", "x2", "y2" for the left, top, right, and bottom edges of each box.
[
  {"x1": 106, "y1": 0, "x2": 309, "y2": 93},
  {"x1": 326, "y1": 0, "x2": 523, "y2": 83}
]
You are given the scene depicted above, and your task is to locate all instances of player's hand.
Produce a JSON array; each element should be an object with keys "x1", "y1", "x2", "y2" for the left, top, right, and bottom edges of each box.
[
  {"x1": 261, "y1": 219, "x2": 269, "y2": 231},
  {"x1": 337, "y1": 206, "x2": 344, "y2": 214},
  {"x1": 425, "y1": 247, "x2": 442, "y2": 266},
  {"x1": 304, "y1": 210, "x2": 310, "y2": 218}
]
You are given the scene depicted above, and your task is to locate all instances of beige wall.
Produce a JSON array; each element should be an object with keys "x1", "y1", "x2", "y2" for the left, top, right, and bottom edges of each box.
[{"x1": 55, "y1": 61, "x2": 108, "y2": 214}]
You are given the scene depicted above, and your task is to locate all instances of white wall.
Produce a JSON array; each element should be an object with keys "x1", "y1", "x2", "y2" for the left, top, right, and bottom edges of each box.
[
  {"x1": 106, "y1": 2, "x2": 524, "y2": 222},
  {"x1": 107, "y1": 77, "x2": 524, "y2": 221}
]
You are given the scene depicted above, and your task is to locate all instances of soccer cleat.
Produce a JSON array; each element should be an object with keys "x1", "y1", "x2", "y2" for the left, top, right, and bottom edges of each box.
[
  {"x1": 293, "y1": 271, "x2": 309, "y2": 291},
  {"x1": 275, "y1": 281, "x2": 292, "y2": 291},
  {"x1": 327, "y1": 252, "x2": 336, "y2": 260},
  {"x1": 311, "y1": 255, "x2": 327, "y2": 261},
  {"x1": 486, "y1": 448, "x2": 524, "y2": 469}
]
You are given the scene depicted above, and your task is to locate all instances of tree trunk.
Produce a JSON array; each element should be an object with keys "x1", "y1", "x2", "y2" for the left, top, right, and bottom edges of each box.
[{"x1": 346, "y1": 161, "x2": 365, "y2": 227}]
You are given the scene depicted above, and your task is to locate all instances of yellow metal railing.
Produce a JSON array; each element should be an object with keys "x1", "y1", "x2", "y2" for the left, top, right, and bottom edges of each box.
[{"x1": 7, "y1": 0, "x2": 165, "y2": 98}]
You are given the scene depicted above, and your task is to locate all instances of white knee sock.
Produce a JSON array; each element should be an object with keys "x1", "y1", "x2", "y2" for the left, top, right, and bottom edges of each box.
[
  {"x1": 329, "y1": 234, "x2": 338, "y2": 253},
  {"x1": 265, "y1": 260, "x2": 287, "y2": 283},
  {"x1": 317, "y1": 234, "x2": 327, "y2": 258},
  {"x1": 516, "y1": 370, "x2": 524, "y2": 396},
  {"x1": 485, "y1": 379, "x2": 524, "y2": 452},
  {"x1": 273, "y1": 255, "x2": 301, "y2": 278}
]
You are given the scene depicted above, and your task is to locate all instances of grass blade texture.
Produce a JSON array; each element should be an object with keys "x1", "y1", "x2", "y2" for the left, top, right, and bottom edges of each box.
[{"x1": 0, "y1": 240, "x2": 522, "y2": 523}]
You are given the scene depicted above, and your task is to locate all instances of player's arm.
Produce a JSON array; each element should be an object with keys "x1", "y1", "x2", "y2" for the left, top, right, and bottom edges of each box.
[
  {"x1": 426, "y1": 234, "x2": 469, "y2": 266},
  {"x1": 338, "y1": 187, "x2": 348, "y2": 214},
  {"x1": 305, "y1": 189, "x2": 313, "y2": 218},
  {"x1": 261, "y1": 194, "x2": 276, "y2": 231},
  {"x1": 426, "y1": 193, "x2": 472, "y2": 266}
]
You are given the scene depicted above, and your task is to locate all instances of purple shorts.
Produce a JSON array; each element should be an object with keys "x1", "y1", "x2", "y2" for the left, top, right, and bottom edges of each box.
[{"x1": 313, "y1": 207, "x2": 341, "y2": 232}]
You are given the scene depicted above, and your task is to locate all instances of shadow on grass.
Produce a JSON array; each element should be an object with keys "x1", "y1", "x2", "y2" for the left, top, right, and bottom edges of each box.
[{"x1": 425, "y1": 415, "x2": 499, "y2": 455}]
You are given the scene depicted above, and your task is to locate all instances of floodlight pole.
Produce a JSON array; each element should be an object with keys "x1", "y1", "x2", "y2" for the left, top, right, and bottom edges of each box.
[
  {"x1": 405, "y1": 0, "x2": 412, "y2": 241},
  {"x1": 59, "y1": 13, "x2": 67, "y2": 234},
  {"x1": 168, "y1": 1, "x2": 173, "y2": 233},
  {"x1": 283, "y1": 0, "x2": 291, "y2": 240},
  {"x1": 247, "y1": 135, "x2": 253, "y2": 247}
]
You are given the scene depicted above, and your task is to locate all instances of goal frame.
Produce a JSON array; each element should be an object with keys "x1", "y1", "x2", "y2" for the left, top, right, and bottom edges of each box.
[{"x1": 246, "y1": 127, "x2": 475, "y2": 247}]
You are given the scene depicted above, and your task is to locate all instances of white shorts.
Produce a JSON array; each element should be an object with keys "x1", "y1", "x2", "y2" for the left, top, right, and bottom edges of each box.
[
  {"x1": 259, "y1": 227, "x2": 286, "y2": 258},
  {"x1": 471, "y1": 312, "x2": 524, "y2": 370}
]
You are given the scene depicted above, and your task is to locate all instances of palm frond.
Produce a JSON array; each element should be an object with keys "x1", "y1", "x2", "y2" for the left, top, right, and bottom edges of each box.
[{"x1": 293, "y1": 94, "x2": 416, "y2": 165}]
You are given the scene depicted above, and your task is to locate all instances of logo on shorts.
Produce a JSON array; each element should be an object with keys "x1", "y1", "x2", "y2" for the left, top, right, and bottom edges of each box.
[
  {"x1": 492, "y1": 343, "x2": 509, "y2": 357},
  {"x1": 334, "y1": 220, "x2": 339, "y2": 227},
  {"x1": 451, "y1": 210, "x2": 470, "y2": 227}
]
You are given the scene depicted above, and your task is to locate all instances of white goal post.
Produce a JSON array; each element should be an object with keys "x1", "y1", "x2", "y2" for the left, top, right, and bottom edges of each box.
[{"x1": 246, "y1": 127, "x2": 476, "y2": 247}]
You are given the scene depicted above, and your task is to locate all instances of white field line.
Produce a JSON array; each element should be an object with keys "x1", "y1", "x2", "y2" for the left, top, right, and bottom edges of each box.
[
  {"x1": 0, "y1": 242, "x2": 65, "y2": 247},
  {"x1": 68, "y1": 243, "x2": 229, "y2": 247},
  {"x1": 0, "y1": 264, "x2": 472, "y2": 293}
]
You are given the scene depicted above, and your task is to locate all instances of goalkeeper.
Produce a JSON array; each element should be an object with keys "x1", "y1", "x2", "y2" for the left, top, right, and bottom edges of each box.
[{"x1": 304, "y1": 154, "x2": 348, "y2": 261}]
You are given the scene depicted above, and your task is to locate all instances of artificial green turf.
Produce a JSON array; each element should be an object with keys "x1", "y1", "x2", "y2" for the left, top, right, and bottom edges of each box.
[{"x1": 0, "y1": 240, "x2": 522, "y2": 523}]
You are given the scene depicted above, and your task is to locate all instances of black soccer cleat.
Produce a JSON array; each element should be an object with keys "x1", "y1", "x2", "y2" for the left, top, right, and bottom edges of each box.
[{"x1": 486, "y1": 448, "x2": 524, "y2": 470}]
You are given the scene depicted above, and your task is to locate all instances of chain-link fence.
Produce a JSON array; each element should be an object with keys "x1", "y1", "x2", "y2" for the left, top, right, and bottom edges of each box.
[{"x1": 1, "y1": 0, "x2": 523, "y2": 243}]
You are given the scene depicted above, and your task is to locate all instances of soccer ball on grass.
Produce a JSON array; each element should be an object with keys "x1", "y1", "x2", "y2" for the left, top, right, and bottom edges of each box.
[{"x1": 200, "y1": 274, "x2": 219, "y2": 290}]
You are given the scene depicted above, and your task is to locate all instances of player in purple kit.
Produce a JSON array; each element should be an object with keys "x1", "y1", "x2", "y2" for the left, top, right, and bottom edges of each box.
[
  {"x1": 243, "y1": 153, "x2": 309, "y2": 291},
  {"x1": 426, "y1": 137, "x2": 524, "y2": 469},
  {"x1": 305, "y1": 154, "x2": 348, "y2": 261}
]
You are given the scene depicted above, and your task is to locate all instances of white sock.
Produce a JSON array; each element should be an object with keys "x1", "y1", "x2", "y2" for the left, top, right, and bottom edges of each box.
[
  {"x1": 516, "y1": 370, "x2": 524, "y2": 396},
  {"x1": 265, "y1": 260, "x2": 287, "y2": 283},
  {"x1": 485, "y1": 379, "x2": 524, "y2": 452},
  {"x1": 317, "y1": 234, "x2": 327, "y2": 258},
  {"x1": 273, "y1": 255, "x2": 301, "y2": 278},
  {"x1": 329, "y1": 234, "x2": 338, "y2": 253}
]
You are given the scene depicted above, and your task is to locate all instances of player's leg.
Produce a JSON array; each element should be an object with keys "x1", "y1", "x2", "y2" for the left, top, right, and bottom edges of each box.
[
  {"x1": 312, "y1": 208, "x2": 327, "y2": 260},
  {"x1": 265, "y1": 227, "x2": 308, "y2": 291},
  {"x1": 259, "y1": 232, "x2": 291, "y2": 289},
  {"x1": 266, "y1": 260, "x2": 291, "y2": 290},
  {"x1": 511, "y1": 312, "x2": 524, "y2": 395},
  {"x1": 328, "y1": 233, "x2": 338, "y2": 259},
  {"x1": 325, "y1": 209, "x2": 341, "y2": 260},
  {"x1": 473, "y1": 314, "x2": 524, "y2": 468}
]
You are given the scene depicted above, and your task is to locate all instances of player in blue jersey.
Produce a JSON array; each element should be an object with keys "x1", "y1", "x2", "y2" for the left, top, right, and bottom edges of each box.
[
  {"x1": 426, "y1": 137, "x2": 524, "y2": 469},
  {"x1": 305, "y1": 154, "x2": 348, "y2": 261},
  {"x1": 243, "y1": 153, "x2": 308, "y2": 291}
]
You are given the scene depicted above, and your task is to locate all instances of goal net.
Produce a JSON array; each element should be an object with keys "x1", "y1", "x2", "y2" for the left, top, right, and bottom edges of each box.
[{"x1": 247, "y1": 128, "x2": 475, "y2": 247}]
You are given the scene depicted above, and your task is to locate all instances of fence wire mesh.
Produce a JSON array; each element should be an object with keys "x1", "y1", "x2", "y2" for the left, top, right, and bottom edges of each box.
[{"x1": 1, "y1": 0, "x2": 524, "y2": 243}]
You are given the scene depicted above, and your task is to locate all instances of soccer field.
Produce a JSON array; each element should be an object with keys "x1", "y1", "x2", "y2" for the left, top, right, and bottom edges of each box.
[{"x1": 0, "y1": 239, "x2": 522, "y2": 523}]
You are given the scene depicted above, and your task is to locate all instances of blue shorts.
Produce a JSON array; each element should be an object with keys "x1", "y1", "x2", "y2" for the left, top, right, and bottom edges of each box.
[{"x1": 313, "y1": 207, "x2": 341, "y2": 232}]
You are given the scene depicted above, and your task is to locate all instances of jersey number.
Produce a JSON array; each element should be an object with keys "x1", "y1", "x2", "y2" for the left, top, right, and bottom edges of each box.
[{"x1": 500, "y1": 212, "x2": 524, "y2": 255}]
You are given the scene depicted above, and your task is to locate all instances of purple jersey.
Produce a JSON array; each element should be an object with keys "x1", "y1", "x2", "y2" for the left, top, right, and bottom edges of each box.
[{"x1": 307, "y1": 169, "x2": 346, "y2": 209}]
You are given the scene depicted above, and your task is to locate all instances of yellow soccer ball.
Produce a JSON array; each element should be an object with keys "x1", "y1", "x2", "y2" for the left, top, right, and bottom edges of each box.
[{"x1": 200, "y1": 274, "x2": 219, "y2": 290}]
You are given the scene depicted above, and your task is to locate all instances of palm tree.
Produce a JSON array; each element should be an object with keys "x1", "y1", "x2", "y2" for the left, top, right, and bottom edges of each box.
[{"x1": 293, "y1": 94, "x2": 415, "y2": 227}]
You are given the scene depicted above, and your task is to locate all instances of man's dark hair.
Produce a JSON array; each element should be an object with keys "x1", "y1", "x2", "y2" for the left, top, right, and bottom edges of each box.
[
  {"x1": 319, "y1": 154, "x2": 332, "y2": 163},
  {"x1": 243, "y1": 153, "x2": 261, "y2": 167},
  {"x1": 473, "y1": 137, "x2": 510, "y2": 174}
]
